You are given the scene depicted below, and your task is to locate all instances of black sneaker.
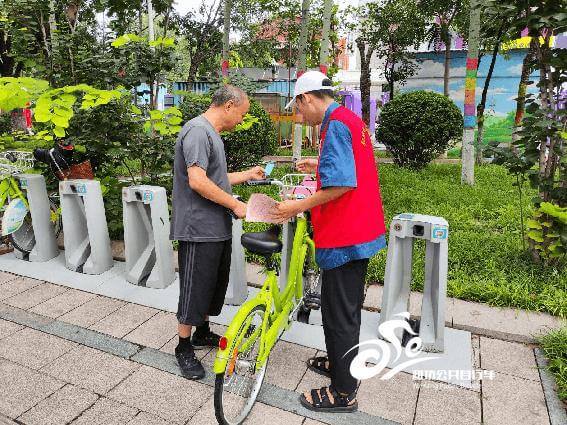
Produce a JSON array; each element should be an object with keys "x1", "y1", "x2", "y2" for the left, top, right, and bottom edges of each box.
[
  {"x1": 191, "y1": 329, "x2": 222, "y2": 350},
  {"x1": 175, "y1": 347, "x2": 206, "y2": 380}
]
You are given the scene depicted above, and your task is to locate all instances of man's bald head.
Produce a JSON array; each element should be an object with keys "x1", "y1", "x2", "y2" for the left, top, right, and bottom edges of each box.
[
  {"x1": 211, "y1": 85, "x2": 247, "y2": 107},
  {"x1": 206, "y1": 84, "x2": 250, "y2": 132}
]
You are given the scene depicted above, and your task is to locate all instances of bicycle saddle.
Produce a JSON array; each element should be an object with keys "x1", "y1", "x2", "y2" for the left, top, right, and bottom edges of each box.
[{"x1": 241, "y1": 225, "x2": 282, "y2": 254}]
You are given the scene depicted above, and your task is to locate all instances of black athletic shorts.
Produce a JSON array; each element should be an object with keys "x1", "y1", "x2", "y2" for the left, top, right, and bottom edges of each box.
[{"x1": 176, "y1": 239, "x2": 232, "y2": 326}]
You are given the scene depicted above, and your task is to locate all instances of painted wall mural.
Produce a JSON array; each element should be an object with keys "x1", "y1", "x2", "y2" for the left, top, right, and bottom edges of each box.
[{"x1": 398, "y1": 49, "x2": 540, "y2": 143}]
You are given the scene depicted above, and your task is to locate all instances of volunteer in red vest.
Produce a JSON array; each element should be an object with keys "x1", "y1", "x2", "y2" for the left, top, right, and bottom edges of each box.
[{"x1": 272, "y1": 71, "x2": 387, "y2": 413}]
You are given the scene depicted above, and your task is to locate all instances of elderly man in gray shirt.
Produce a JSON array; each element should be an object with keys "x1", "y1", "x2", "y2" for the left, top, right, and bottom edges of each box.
[{"x1": 170, "y1": 85, "x2": 264, "y2": 380}]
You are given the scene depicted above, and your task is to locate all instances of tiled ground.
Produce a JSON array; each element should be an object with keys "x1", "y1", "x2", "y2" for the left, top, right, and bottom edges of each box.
[{"x1": 0, "y1": 272, "x2": 563, "y2": 425}]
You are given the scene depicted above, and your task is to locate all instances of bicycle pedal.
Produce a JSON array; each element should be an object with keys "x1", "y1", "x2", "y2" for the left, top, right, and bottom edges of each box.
[
  {"x1": 244, "y1": 325, "x2": 256, "y2": 338},
  {"x1": 303, "y1": 294, "x2": 321, "y2": 310},
  {"x1": 297, "y1": 306, "x2": 311, "y2": 324}
]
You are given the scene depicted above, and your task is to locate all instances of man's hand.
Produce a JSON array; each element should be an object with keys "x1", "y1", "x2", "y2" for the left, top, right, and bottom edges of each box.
[
  {"x1": 232, "y1": 200, "x2": 248, "y2": 219},
  {"x1": 271, "y1": 200, "x2": 304, "y2": 223},
  {"x1": 296, "y1": 159, "x2": 318, "y2": 174},
  {"x1": 247, "y1": 166, "x2": 266, "y2": 181}
]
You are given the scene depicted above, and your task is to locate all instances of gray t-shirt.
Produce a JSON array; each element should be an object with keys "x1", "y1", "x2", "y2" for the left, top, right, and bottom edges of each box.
[{"x1": 170, "y1": 115, "x2": 232, "y2": 241}]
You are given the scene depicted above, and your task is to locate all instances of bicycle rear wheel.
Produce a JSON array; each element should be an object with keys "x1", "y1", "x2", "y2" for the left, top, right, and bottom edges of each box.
[
  {"x1": 214, "y1": 305, "x2": 267, "y2": 425},
  {"x1": 9, "y1": 197, "x2": 62, "y2": 254}
]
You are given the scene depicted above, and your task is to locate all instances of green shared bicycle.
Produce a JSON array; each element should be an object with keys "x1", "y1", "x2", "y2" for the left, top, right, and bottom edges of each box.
[{"x1": 213, "y1": 174, "x2": 321, "y2": 425}]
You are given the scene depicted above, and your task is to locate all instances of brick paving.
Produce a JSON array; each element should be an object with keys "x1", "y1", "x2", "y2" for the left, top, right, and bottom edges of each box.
[{"x1": 0, "y1": 270, "x2": 565, "y2": 425}]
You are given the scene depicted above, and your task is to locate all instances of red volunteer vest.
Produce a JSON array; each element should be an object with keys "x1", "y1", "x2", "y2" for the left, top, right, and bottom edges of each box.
[{"x1": 311, "y1": 106, "x2": 386, "y2": 248}]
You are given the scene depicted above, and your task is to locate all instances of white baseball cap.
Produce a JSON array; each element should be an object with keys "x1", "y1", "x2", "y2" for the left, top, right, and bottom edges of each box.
[{"x1": 285, "y1": 70, "x2": 334, "y2": 110}]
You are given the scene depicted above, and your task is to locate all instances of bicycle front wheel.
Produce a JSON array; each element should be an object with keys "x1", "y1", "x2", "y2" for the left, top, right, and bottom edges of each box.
[{"x1": 214, "y1": 305, "x2": 267, "y2": 425}]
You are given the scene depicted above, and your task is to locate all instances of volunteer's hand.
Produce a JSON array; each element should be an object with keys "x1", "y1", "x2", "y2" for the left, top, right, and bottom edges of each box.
[
  {"x1": 296, "y1": 159, "x2": 318, "y2": 173},
  {"x1": 246, "y1": 166, "x2": 266, "y2": 181},
  {"x1": 271, "y1": 200, "x2": 304, "y2": 223},
  {"x1": 232, "y1": 200, "x2": 248, "y2": 219}
]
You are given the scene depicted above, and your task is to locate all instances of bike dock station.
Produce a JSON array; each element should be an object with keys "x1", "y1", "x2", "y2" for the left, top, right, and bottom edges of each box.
[
  {"x1": 378, "y1": 213, "x2": 449, "y2": 353},
  {"x1": 60, "y1": 179, "x2": 113, "y2": 275},
  {"x1": 225, "y1": 217, "x2": 248, "y2": 305},
  {"x1": 122, "y1": 185, "x2": 175, "y2": 289},
  {"x1": 12, "y1": 174, "x2": 59, "y2": 262}
]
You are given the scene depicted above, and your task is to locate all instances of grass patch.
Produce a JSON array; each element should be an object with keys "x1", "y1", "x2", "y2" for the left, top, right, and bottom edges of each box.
[
  {"x1": 236, "y1": 163, "x2": 567, "y2": 317},
  {"x1": 274, "y1": 147, "x2": 393, "y2": 158},
  {"x1": 275, "y1": 147, "x2": 319, "y2": 157},
  {"x1": 539, "y1": 327, "x2": 567, "y2": 402}
]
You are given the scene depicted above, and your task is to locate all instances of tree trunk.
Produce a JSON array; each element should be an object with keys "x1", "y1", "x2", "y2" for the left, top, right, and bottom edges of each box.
[
  {"x1": 48, "y1": 0, "x2": 58, "y2": 82},
  {"x1": 443, "y1": 33, "x2": 451, "y2": 97},
  {"x1": 461, "y1": 0, "x2": 480, "y2": 185},
  {"x1": 293, "y1": 0, "x2": 311, "y2": 162},
  {"x1": 389, "y1": 62, "x2": 395, "y2": 101},
  {"x1": 357, "y1": 39, "x2": 372, "y2": 127},
  {"x1": 221, "y1": 0, "x2": 231, "y2": 77},
  {"x1": 319, "y1": 0, "x2": 333, "y2": 73},
  {"x1": 475, "y1": 25, "x2": 504, "y2": 164},
  {"x1": 147, "y1": 0, "x2": 155, "y2": 43},
  {"x1": 512, "y1": 38, "x2": 537, "y2": 146}
]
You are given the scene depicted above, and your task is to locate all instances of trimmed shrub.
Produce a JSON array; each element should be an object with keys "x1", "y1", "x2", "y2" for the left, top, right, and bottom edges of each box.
[
  {"x1": 179, "y1": 94, "x2": 277, "y2": 171},
  {"x1": 377, "y1": 90, "x2": 463, "y2": 169}
]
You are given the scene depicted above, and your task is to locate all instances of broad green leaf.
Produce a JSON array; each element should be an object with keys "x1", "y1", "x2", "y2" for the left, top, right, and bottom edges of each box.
[
  {"x1": 164, "y1": 106, "x2": 182, "y2": 116},
  {"x1": 527, "y1": 230, "x2": 544, "y2": 242},
  {"x1": 154, "y1": 122, "x2": 167, "y2": 133},
  {"x1": 149, "y1": 110, "x2": 163, "y2": 120},
  {"x1": 34, "y1": 110, "x2": 52, "y2": 122},
  {"x1": 51, "y1": 115, "x2": 69, "y2": 128},
  {"x1": 526, "y1": 219, "x2": 542, "y2": 229},
  {"x1": 540, "y1": 202, "x2": 567, "y2": 224},
  {"x1": 53, "y1": 126, "x2": 65, "y2": 138},
  {"x1": 131, "y1": 105, "x2": 142, "y2": 115}
]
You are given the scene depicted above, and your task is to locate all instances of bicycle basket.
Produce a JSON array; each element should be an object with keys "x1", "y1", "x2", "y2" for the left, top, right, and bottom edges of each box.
[{"x1": 279, "y1": 174, "x2": 317, "y2": 200}]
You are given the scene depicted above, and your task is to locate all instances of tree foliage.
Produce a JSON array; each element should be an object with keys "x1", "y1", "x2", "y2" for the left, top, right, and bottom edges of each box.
[{"x1": 486, "y1": 0, "x2": 567, "y2": 265}]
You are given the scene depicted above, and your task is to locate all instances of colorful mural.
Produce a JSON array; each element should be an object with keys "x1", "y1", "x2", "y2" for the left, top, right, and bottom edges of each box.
[
  {"x1": 401, "y1": 49, "x2": 540, "y2": 119},
  {"x1": 398, "y1": 49, "x2": 541, "y2": 144}
]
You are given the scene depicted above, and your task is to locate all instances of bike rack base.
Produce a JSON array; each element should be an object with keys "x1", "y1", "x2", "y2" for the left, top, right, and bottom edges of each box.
[
  {"x1": 378, "y1": 213, "x2": 449, "y2": 353},
  {"x1": 12, "y1": 174, "x2": 59, "y2": 262},
  {"x1": 59, "y1": 180, "x2": 113, "y2": 275},
  {"x1": 122, "y1": 186, "x2": 175, "y2": 289},
  {"x1": 225, "y1": 218, "x2": 247, "y2": 305}
]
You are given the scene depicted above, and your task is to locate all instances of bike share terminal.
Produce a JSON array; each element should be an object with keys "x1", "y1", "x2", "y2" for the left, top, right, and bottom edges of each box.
[
  {"x1": 378, "y1": 213, "x2": 449, "y2": 353},
  {"x1": 13, "y1": 174, "x2": 59, "y2": 262},
  {"x1": 122, "y1": 185, "x2": 175, "y2": 289},
  {"x1": 59, "y1": 179, "x2": 113, "y2": 274}
]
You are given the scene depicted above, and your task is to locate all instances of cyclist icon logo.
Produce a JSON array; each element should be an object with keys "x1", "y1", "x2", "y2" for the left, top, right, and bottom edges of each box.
[{"x1": 347, "y1": 312, "x2": 440, "y2": 381}]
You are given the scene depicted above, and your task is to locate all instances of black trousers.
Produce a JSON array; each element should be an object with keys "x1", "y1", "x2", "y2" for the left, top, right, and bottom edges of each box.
[
  {"x1": 321, "y1": 258, "x2": 369, "y2": 395},
  {"x1": 177, "y1": 239, "x2": 232, "y2": 326}
]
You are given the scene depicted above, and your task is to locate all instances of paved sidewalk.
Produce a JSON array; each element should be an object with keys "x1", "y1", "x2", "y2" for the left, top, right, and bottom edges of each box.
[
  {"x1": 0, "y1": 270, "x2": 565, "y2": 425},
  {"x1": 246, "y1": 264, "x2": 565, "y2": 344}
]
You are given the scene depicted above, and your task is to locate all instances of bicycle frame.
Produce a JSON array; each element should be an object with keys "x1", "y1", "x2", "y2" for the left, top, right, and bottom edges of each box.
[{"x1": 213, "y1": 215, "x2": 317, "y2": 375}]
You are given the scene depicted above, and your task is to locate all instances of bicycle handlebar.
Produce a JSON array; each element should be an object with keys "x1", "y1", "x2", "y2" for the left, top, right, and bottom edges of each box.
[{"x1": 245, "y1": 179, "x2": 284, "y2": 187}]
